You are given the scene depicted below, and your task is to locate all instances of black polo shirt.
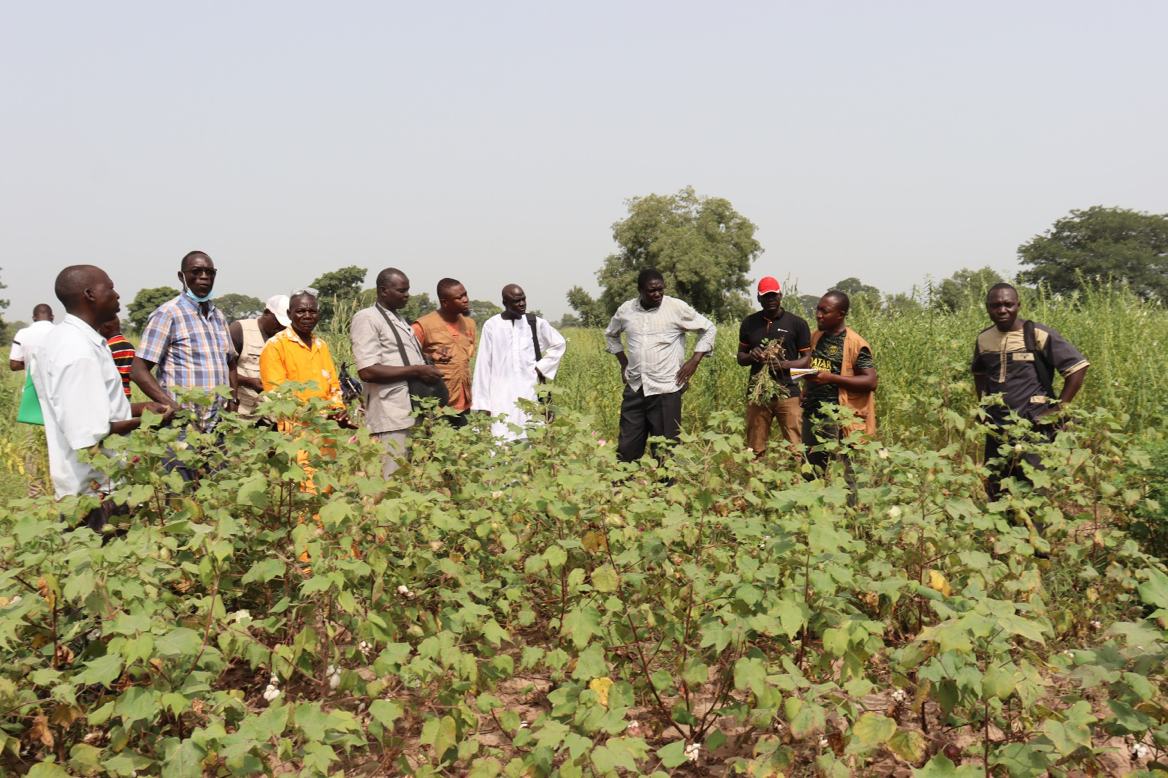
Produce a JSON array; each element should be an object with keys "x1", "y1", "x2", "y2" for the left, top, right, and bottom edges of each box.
[{"x1": 738, "y1": 309, "x2": 812, "y2": 390}]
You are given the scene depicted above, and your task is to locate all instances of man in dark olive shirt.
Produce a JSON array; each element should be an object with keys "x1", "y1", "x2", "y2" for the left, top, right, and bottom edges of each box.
[
  {"x1": 972, "y1": 283, "x2": 1088, "y2": 502},
  {"x1": 737, "y1": 277, "x2": 811, "y2": 458}
]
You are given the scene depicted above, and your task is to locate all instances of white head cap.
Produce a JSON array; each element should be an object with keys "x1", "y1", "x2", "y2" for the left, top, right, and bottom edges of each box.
[{"x1": 266, "y1": 294, "x2": 291, "y2": 327}]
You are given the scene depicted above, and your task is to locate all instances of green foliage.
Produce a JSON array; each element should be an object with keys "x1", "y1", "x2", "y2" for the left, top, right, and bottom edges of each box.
[
  {"x1": 398, "y1": 291, "x2": 434, "y2": 325},
  {"x1": 0, "y1": 378, "x2": 1166, "y2": 775},
  {"x1": 595, "y1": 186, "x2": 761, "y2": 321},
  {"x1": 565, "y1": 286, "x2": 607, "y2": 328},
  {"x1": 310, "y1": 266, "x2": 367, "y2": 325},
  {"x1": 469, "y1": 300, "x2": 502, "y2": 327},
  {"x1": 933, "y1": 266, "x2": 1006, "y2": 312},
  {"x1": 213, "y1": 293, "x2": 264, "y2": 323},
  {"x1": 126, "y1": 287, "x2": 179, "y2": 335},
  {"x1": 830, "y1": 277, "x2": 882, "y2": 310},
  {"x1": 1019, "y1": 206, "x2": 1168, "y2": 300}
]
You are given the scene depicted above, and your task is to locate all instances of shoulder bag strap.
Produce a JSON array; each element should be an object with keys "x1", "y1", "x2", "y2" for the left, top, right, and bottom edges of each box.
[
  {"x1": 1023, "y1": 320, "x2": 1054, "y2": 397},
  {"x1": 526, "y1": 313, "x2": 542, "y2": 361},
  {"x1": 375, "y1": 305, "x2": 411, "y2": 366}
]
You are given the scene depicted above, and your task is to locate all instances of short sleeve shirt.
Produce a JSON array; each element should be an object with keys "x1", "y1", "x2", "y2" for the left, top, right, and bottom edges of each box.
[
  {"x1": 738, "y1": 309, "x2": 812, "y2": 390},
  {"x1": 136, "y1": 294, "x2": 236, "y2": 430},
  {"x1": 350, "y1": 305, "x2": 426, "y2": 433},
  {"x1": 804, "y1": 330, "x2": 875, "y2": 413},
  {"x1": 9, "y1": 320, "x2": 56, "y2": 362},
  {"x1": 971, "y1": 321, "x2": 1088, "y2": 423}
]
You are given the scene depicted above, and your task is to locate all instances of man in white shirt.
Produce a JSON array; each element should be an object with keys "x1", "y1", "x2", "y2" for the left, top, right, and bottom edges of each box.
[
  {"x1": 604, "y1": 268, "x2": 716, "y2": 462},
  {"x1": 8, "y1": 303, "x2": 55, "y2": 371},
  {"x1": 31, "y1": 266, "x2": 172, "y2": 532},
  {"x1": 472, "y1": 284, "x2": 567, "y2": 440}
]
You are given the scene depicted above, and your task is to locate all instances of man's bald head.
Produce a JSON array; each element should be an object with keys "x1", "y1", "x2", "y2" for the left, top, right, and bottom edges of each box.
[
  {"x1": 501, "y1": 284, "x2": 527, "y2": 320},
  {"x1": 181, "y1": 251, "x2": 212, "y2": 272},
  {"x1": 55, "y1": 265, "x2": 106, "y2": 309},
  {"x1": 32, "y1": 304, "x2": 53, "y2": 321},
  {"x1": 376, "y1": 267, "x2": 407, "y2": 289}
]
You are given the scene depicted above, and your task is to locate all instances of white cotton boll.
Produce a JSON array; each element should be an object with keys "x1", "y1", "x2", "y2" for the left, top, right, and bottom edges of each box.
[
  {"x1": 11, "y1": 596, "x2": 21, "y2": 604},
  {"x1": 397, "y1": 585, "x2": 410, "y2": 595},
  {"x1": 887, "y1": 506, "x2": 902, "y2": 519},
  {"x1": 271, "y1": 675, "x2": 280, "y2": 685},
  {"x1": 685, "y1": 742, "x2": 701, "y2": 762},
  {"x1": 87, "y1": 629, "x2": 101, "y2": 641},
  {"x1": 329, "y1": 671, "x2": 341, "y2": 690},
  {"x1": 326, "y1": 664, "x2": 336, "y2": 676}
]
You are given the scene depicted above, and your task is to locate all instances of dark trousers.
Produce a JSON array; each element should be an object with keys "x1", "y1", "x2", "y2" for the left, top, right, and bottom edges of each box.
[
  {"x1": 984, "y1": 425, "x2": 1054, "y2": 502},
  {"x1": 66, "y1": 499, "x2": 129, "y2": 538},
  {"x1": 801, "y1": 412, "x2": 858, "y2": 503},
  {"x1": 617, "y1": 385, "x2": 683, "y2": 463}
]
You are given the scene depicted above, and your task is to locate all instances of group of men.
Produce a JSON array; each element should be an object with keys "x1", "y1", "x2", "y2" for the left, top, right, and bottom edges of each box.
[{"x1": 12, "y1": 253, "x2": 1088, "y2": 536}]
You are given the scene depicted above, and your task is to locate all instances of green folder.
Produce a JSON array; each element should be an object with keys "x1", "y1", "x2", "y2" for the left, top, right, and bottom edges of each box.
[{"x1": 17, "y1": 371, "x2": 44, "y2": 426}]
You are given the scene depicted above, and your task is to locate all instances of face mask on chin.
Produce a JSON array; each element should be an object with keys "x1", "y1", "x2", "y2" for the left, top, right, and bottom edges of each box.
[{"x1": 185, "y1": 287, "x2": 213, "y2": 304}]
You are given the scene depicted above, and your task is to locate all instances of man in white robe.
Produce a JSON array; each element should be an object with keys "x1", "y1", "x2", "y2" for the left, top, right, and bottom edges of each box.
[{"x1": 472, "y1": 285, "x2": 567, "y2": 440}]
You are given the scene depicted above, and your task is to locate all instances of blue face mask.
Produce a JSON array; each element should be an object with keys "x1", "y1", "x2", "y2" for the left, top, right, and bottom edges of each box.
[{"x1": 185, "y1": 287, "x2": 213, "y2": 304}]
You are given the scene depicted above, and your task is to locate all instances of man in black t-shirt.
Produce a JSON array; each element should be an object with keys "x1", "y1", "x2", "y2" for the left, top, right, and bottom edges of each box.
[{"x1": 737, "y1": 277, "x2": 812, "y2": 457}]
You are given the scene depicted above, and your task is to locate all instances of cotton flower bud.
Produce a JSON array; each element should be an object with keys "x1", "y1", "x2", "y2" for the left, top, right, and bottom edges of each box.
[
  {"x1": 887, "y1": 506, "x2": 902, "y2": 518},
  {"x1": 1014, "y1": 443, "x2": 1023, "y2": 453}
]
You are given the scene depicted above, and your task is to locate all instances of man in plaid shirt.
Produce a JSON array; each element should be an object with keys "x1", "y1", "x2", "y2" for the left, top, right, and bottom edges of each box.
[{"x1": 130, "y1": 251, "x2": 237, "y2": 432}]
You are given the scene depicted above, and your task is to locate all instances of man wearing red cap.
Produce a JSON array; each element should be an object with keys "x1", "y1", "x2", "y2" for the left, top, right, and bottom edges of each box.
[{"x1": 737, "y1": 277, "x2": 812, "y2": 458}]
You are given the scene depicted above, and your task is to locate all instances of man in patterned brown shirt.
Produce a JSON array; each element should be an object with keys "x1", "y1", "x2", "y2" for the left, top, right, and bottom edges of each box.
[{"x1": 972, "y1": 283, "x2": 1089, "y2": 503}]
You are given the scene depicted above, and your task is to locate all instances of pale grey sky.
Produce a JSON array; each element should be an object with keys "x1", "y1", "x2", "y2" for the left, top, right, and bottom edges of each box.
[{"x1": 3, "y1": 1, "x2": 1166, "y2": 321}]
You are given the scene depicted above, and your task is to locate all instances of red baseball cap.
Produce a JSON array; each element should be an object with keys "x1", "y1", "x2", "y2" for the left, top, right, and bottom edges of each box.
[{"x1": 758, "y1": 277, "x2": 781, "y2": 295}]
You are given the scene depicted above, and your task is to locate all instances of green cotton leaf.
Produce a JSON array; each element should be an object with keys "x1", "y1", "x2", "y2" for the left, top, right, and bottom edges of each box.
[
  {"x1": 77, "y1": 653, "x2": 122, "y2": 687},
  {"x1": 775, "y1": 599, "x2": 806, "y2": 638},
  {"x1": 434, "y1": 715, "x2": 458, "y2": 761},
  {"x1": 789, "y1": 701, "x2": 825, "y2": 738},
  {"x1": 561, "y1": 605, "x2": 600, "y2": 649},
  {"x1": 1042, "y1": 701, "x2": 1095, "y2": 758},
  {"x1": 236, "y1": 476, "x2": 269, "y2": 509},
  {"x1": 466, "y1": 757, "x2": 503, "y2": 778},
  {"x1": 544, "y1": 545, "x2": 568, "y2": 570},
  {"x1": 572, "y1": 643, "x2": 609, "y2": 681},
  {"x1": 851, "y1": 713, "x2": 896, "y2": 747},
  {"x1": 733, "y1": 656, "x2": 767, "y2": 697},
  {"x1": 27, "y1": 763, "x2": 71, "y2": 778},
  {"x1": 657, "y1": 740, "x2": 689, "y2": 769},
  {"x1": 888, "y1": 729, "x2": 928, "y2": 763},
  {"x1": 241, "y1": 558, "x2": 285, "y2": 584},
  {"x1": 990, "y1": 742, "x2": 1052, "y2": 777},
  {"x1": 368, "y1": 699, "x2": 404, "y2": 729},
  {"x1": 822, "y1": 627, "x2": 848, "y2": 657},
  {"x1": 1105, "y1": 700, "x2": 1155, "y2": 735},
  {"x1": 591, "y1": 565, "x2": 619, "y2": 593},
  {"x1": 154, "y1": 627, "x2": 202, "y2": 658},
  {"x1": 913, "y1": 754, "x2": 983, "y2": 777},
  {"x1": 591, "y1": 737, "x2": 647, "y2": 773},
  {"x1": 1137, "y1": 567, "x2": 1168, "y2": 609},
  {"x1": 982, "y1": 664, "x2": 1016, "y2": 701},
  {"x1": 481, "y1": 619, "x2": 509, "y2": 647}
]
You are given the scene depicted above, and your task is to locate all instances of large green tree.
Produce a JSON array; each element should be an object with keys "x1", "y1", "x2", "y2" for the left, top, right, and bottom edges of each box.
[
  {"x1": 564, "y1": 286, "x2": 608, "y2": 328},
  {"x1": 592, "y1": 186, "x2": 762, "y2": 321},
  {"x1": 126, "y1": 286, "x2": 179, "y2": 334},
  {"x1": 1019, "y1": 206, "x2": 1168, "y2": 300},
  {"x1": 830, "y1": 278, "x2": 881, "y2": 310},
  {"x1": 214, "y1": 293, "x2": 264, "y2": 323},
  {"x1": 933, "y1": 266, "x2": 1005, "y2": 312},
  {"x1": 311, "y1": 266, "x2": 367, "y2": 324}
]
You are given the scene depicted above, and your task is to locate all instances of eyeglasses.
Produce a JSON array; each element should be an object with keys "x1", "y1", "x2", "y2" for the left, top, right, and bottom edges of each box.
[{"x1": 186, "y1": 268, "x2": 217, "y2": 278}]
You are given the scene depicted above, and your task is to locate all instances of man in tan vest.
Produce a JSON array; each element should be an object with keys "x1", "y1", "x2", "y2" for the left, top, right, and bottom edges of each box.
[
  {"x1": 412, "y1": 278, "x2": 476, "y2": 426},
  {"x1": 229, "y1": 295, "x2": 290, "y2": 422},
  {"x1": 799, "y1": 290, "x2": 878, "y2": 501}
]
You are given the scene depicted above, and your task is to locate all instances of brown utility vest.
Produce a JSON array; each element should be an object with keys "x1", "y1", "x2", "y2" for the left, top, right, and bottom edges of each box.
[{"x1": 414, "y1": 311, "x2": 476, "y2": 411}]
